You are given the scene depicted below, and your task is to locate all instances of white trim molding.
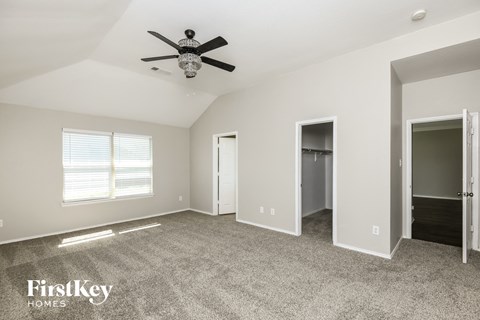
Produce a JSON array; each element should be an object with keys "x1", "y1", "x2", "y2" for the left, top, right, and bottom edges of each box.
[
  {"x1": 236, "y1": 219, "x2": 297, "y2": 236},
  {"x1": 335, "y1": 242, "x2": 391, "y2": 259},
  {"x1": 302, "y1": 208, "x2": 327, "y2": 218},
  {"x1": 473, "y1": 113, "x2": 479, "y2": 251},
  {"x1": 295, "y1": 116, "x2": 337, "y2": 243},
  {"x1": 189, "y1": 208, "x2": 215, "y2": 215},
  {"x1": 412, "y1": 194, "x2": 461, "y2": 201},
  {"x1": 0, "y1": 208, "x2": 189, "y2": 245},
  {"x1": 390, "y1": 237, "x2": 403, "y2": 259},
  {"x1": 61, "y1": 193, "x2": 155, "y2": 207}
]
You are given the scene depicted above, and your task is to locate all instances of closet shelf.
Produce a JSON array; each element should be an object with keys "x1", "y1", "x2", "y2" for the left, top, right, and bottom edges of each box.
[{"x1": 302, "y1": 148, "x2": 332, "y2": 155}]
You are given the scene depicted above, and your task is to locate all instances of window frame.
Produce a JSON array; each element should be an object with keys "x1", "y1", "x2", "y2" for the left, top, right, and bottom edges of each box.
[{"x1": 62, "y1": 128, "x2": 154, "y2": 206}]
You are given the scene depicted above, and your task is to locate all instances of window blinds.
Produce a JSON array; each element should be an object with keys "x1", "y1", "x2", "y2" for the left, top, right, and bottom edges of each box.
[
  {"x1": 63, "y1": 130, "x2": 152, "y2": 203},
  {"x1": 63, "y1": 131, "x2": 112, "y2": 202},
  {"x1": 114, "y1": 134, "x2": 153, "y2": 197}
]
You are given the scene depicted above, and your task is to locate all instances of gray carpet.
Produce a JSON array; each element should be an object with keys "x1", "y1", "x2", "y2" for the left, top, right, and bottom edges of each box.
[{"x1": 1, "y1": 210, "x2": 479, "y2": 320}]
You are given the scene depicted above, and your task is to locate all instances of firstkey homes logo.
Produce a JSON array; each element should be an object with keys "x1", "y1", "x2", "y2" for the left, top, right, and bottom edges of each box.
[{"x1": 27, "y1": 280, "x2": 113, "y2": 308}]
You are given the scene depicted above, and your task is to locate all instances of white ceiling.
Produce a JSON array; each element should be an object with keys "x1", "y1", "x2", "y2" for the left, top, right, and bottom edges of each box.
[
  {"x1": 0, "y1": 60, "x2": 216, "y2": 127},
  {"x1": 0, "y1": 0, "x2": 131, "y2": 88},
  {"x1": 1, "y1": 0, "x2": 480, "y2": 127},
  {"x1": 392, "y1": 38, "x2": 480, "y2": 84}
]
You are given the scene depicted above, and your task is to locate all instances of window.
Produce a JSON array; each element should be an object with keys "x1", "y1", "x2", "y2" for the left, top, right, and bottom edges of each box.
[
  {"x1": 63, "y1": 129, "x2": 152, "y2": 203},
  {"x1": 114, "y1": 134, "x2": 153, "y2": 197}
]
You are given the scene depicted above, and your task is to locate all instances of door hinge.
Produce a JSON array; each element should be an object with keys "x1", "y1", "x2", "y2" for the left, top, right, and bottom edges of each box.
[
  {"x1": 411, "y1": 205, "x2": 414, "y2": 210},
  {"x1": 471, "y1": 127, "x2": 474, "y2": 135},
  {"x1": 471, "y1": 225, "x2": 474, "y2": 232},
  {"x1": 471, "y1": 176, "x2": 474, "y2": 184}
]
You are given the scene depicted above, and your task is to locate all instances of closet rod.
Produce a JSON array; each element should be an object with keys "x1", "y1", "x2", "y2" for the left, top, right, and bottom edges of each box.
[{"x1": 302, "y1": 148, "x2": 332, "y2": 155}]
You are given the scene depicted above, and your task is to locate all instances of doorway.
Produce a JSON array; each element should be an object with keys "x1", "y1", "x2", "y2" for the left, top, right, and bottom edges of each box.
[
  {"x1": 295, "y1": 117, "x2": 337, "y2": 242},
  {"x1": 406, "y1": 111, "x2": 478, "y2": 263},
  {"x1": 212, "y1": 132, "x2": 238, "y2": 216},
  {"x1": 411, "y1": 119, "x2": 463, "y2": 247}
]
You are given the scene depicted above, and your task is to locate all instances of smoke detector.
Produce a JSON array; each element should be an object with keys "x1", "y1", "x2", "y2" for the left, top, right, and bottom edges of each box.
[{"x1": 411, "y1": 9, "x2": 427, "y2": 21}]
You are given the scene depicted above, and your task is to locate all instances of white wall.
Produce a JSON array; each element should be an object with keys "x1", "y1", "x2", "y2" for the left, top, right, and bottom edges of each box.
[
  {"x1": 0, "y1": 104, "x2": 190, "y2": 243},
  {"x1": 412, "y1": 129, "x2": 462, "y2": 198},
  {"x1": 403, "y1": 69, "x2": 480, "y2": 120},
  {"x1": 301, "y1": 155, "x2": 326, "y2": 216},
  {"x1": 390, "y1": 68, "x2": 403, "y2": 252},
  {"x1": 190, "y1": 12, "x2": 480, "y2": 257}
]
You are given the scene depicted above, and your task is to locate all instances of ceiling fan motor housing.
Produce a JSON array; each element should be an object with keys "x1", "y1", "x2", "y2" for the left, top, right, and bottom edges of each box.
[{"x1": 185, "y1": 29, "x2": 195, "y2": 39}]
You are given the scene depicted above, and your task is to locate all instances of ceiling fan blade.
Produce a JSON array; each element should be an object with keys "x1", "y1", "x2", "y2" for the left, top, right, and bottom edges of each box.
[
  {"x1": 201, "y1": 56, "x2": 235, "y2": 72},
  {"x1": 141, "y1": 55, "x2": 179, "y2": 62},
  {"x1": 147, "y1": 31, "x2": 181, "y2": 51},
  {"x1": 197, "y1": 36, "x2": 228, "y2": 54}
]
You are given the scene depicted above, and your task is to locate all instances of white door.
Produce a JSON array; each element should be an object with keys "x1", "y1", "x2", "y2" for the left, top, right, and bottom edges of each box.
[
  {"x1": 462, "y1": 109, "x2": 474, "y2": 263},
  {"x1": 218, "y1": 137, "x2": 236, "y2": 214}
]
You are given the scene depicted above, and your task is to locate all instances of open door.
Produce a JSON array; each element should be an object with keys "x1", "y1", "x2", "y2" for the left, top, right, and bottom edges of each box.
[
  {"x1": 462, "y1": 109, "x2": 474, "y2": 263},
  {"x1": 218, "y1": 137, "x2": 236, "y2": 215}
]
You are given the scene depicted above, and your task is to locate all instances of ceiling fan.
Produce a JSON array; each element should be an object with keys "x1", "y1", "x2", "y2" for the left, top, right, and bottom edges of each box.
[{"x1": 141, "y1": 29, "x2": 235, "y2": 78}]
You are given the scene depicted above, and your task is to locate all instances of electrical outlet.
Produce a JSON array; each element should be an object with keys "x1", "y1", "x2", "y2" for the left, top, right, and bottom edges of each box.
[
  {"x1": 270, "y1": 208, "x2": 275, "y2": 216},
  {"x1": 178, "y1": 195, "x2": 183, "y2": 201},
  {"x1": 372, "y1": 225, "x2": 379, "y2": 236},
  {"x1": 0, "y1": 219, "x2": 3, "y2": 228},
  {"x1": 259, "y1": 206, "x2": 264, "y2": 213}
]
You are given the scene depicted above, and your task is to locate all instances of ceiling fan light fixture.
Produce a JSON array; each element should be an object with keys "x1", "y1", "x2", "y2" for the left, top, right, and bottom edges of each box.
[
  {"x1": 142, "y1": 29, "x2": 235, "y2": 78},
  {"x1": 184, "y1": 65, "x2": 197, "y2": 78},
  {"x1": 178, "y1": 53, "x2": 202, "y2": 78}
]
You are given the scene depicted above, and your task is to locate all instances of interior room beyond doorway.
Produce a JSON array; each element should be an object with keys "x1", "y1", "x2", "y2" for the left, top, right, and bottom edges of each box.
[
  {"x1": 300, "y1": 122, "x2": 333, "y2": 241},
  {"x1": 411, "y1": 120, "x2": 463, "y2": 247}
]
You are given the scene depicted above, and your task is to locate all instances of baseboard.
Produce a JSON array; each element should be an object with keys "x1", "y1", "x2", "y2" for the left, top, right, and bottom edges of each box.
[
  {"x1": 335, "y1": 242, "x2": 391, "y2": 259},
  {"x1": 0, "y1": 208, "x2": 190, "y2": 245},
  {"x1": 236, "y1": 218, "x2": 297, "y2": 236},
  {"x1": 413, "y1": 194, "x2": 461, "y2": 201},
  {"x1": 302, "y1": 208, "x2": 326, "y2": 218},
  {"x1": 390, "y1": 237, "x2": 403, "y2": 259},
  {"x1": 188, "y1": 208, "x2": 215, "y2": 215}
]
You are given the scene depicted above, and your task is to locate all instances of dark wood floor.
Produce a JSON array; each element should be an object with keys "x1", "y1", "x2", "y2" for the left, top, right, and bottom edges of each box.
[{"x1": 412, "y1": 196, "x2": 462, "y2": 247}]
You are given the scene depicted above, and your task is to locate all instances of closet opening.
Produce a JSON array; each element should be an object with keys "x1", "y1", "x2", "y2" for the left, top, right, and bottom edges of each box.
[{"x1": 295, "y1": 118, "x2": 337, "y2": 242}]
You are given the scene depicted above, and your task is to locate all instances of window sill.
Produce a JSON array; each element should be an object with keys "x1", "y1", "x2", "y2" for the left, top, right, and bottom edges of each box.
[{"x1": 61, "y1": 194, "x2": 154, "y2": 207}]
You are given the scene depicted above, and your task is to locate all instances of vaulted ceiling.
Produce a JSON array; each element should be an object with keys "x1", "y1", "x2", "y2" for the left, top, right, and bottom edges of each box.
[{"x1": 1, "y1": 0, "x2": 480, "y2": 127}]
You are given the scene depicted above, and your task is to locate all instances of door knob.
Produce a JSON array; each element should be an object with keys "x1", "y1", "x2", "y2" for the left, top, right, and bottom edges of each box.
[{"x1": 457, "y1": 192, "x2": 474, "y2": 197}]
